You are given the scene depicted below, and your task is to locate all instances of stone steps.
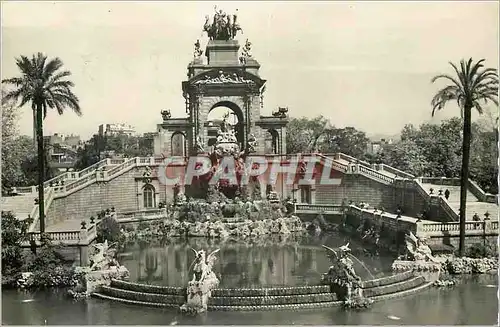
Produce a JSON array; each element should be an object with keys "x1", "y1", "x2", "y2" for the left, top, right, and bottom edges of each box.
[
  {"x1": 92, "y1": 292, "x2": 175, "y2": 308},
  {"x1": 92, "y1": 271, "x2": 430, "y2": 311},
  {"x1": 362, "y1": 276, "x2": 425, "y2": 298},
  {"x1": 1, "y1": 194, "x2": 37, "y2": 220},
  {"x1": 100, "y1": 285, "x2": 185, "y2": 305}
]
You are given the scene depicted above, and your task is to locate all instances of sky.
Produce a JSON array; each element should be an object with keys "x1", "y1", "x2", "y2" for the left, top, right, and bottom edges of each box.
[{"x1": 1, "y1": 1, "x2": 499, "y2": 140}]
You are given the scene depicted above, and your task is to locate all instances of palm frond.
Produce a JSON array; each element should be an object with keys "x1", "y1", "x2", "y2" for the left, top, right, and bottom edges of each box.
[
  {"x1": 2, "y1": 53, "x2": 81, "y2": 119},
  {"x1": 43, "y1": 57, "x2": 64, "y2": 81},
  {"x1": 449, "y1": 61, "x2": 467, "y2": 90},
  {"x1": 431, "y1": 74, "x2": 463, "y2": 90},
  {"x1": 431, "y1": 85, "x2": 460, "y2": 116}
]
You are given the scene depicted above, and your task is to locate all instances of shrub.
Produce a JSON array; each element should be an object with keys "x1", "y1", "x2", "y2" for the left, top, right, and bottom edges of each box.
[
  {"x1": 466, "y1": 242, "x2": 498, "y2": 258},
  {"x1": 96, "y1": 216, "x2": 121, "y2": 243},
  {"x1": 1, "y1": 211, "x2": 32, "y2": 285}
]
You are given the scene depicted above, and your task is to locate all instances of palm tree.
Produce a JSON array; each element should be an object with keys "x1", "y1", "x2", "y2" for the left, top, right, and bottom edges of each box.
[
  {"x1": 431, "y1": 58, "x2": 498, "y2": 256},
  {"x1": 2, "y1": 52, "x2": 81, "y2": 233}
]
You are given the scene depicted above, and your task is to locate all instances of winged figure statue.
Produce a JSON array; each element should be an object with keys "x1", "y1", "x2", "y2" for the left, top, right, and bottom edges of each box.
[
  {"x1": 190, "y1": 248, "x2": 220, "y2": 283},
  {"x1": 90, "y1": 240, "x2": 118, "y2": 271},
  {"x1": 404, "y1": 231, "x2": 437, "y2": 262}
]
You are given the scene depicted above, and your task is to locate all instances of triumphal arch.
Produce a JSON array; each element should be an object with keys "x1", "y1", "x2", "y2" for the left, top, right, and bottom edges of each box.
[{"x1": 154, "y1": 8, "x2": 289, "y2": 157}]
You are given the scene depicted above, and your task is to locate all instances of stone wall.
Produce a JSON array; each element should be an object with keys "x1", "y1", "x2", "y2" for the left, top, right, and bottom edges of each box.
[
  {"x1": 315, "y1": 174, "x2": 396, "y2": 210},
  {"x1": 427, "y1": 234, "x2": 498, "y2": 249},
  {"x1": 47, "y1": 168, "x2": 168, "y2": 223},
  {"x1": 393, "y1": 184, "x2": 427, "y2": 217}
]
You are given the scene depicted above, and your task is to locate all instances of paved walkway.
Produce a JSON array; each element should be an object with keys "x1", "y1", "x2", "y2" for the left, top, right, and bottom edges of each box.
[{"x1": 47, "y1": 219, "x2": 85, "y2": 232}]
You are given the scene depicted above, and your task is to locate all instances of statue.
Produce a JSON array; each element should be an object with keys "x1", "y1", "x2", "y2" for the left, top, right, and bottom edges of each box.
[
  {"x1": 195, "y1": 136, "x2": 205, "y2": 154},
  {"x1": 220, "y1": 113, "x2": 230, "y2": 133},
  {"x1": 193, "y1": 39, "x2": 203, "y2": 59},
  {"x1": 174, "y1": 184, "x2": 187, "y2": 206},
  {"x1": 404, "y1": 231, "x2": 438, "y2": 262},
  {"x1": 272, "y1": 106, "x2": 289, "y2": 118},
  {"x1": 69, "y1": 240, "x2": 130, "y2": 298},
  {"x1": 180, "y1": 248, "x2": 221, "y2": 314},
  {"x1": 240, "y1": 39, "x2": 252, "y2": 64},
  {"x1": 202, "y1": 7, "x2": 242, "y2": 41},
  {"x1": 161, "y1": 110, "x2": 171, "y2": 121},
  {"x1": 321, "y1": 243, "x2": 373, "y2": 309},
  {"x1": 231, "y1": 9, "x2": 243, "y2": 39},
  {"x1": 142, "y1": 166, "x2": 153, "y2": 184},
  {"x1": 246, "y1": 133, "x2": 258, "y2": 153},
  {"x1": 90, "y1": 240, "x2": 119, "y2": 271}
]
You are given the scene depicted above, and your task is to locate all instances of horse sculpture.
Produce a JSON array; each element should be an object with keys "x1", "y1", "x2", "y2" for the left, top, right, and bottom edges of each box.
[{"x1": 203, "y1": 7, "x2": 243, "y2": 41}]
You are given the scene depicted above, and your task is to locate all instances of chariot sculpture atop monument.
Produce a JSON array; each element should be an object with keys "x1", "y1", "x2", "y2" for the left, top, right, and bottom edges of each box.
[{"x1": 203, "y1": 6, "x2": 243, "y2": 41}]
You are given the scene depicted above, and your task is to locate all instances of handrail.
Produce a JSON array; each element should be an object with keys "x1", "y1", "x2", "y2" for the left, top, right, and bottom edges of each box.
[
  {"x1": 357, "y1": 165, "x2": 395, "y2": 184},
  {"x1": 76, "y1": 158, "x2": 110, "y2": 178},
  {"x1": 377, "y1": 164, "x2": 415, "y2": 179},
  {"x1": 335, "y1": 153, "x2": 371, "y2": 167},
  {"x1": 295, "y1": 204, "x2": 342, "y2": 212},
  {"x1": 413, "y1": 180, "x2": 459, "y2": 222},
  {"x1": 28, "y1": 187, "x2": 55, "y2": 232},
  {"x1": 437, "y1": 196, "x2": 459, "y2": 222}
]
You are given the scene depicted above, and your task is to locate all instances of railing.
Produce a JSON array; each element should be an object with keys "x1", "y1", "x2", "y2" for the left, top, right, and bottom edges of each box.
[
  {"x1": 43, "y1": 172, "x2": 70, "y2": 189},
  {"x1": 13, "y1": 186, "x2": 37, "y2": 194},
  {"x1": 76, "y1": 158, "x2": 110, "y2": 178},
  {"x1": 418, "y1": 220, "x2": 499, "y2": 237},
  {"x1": 335, "y1": 153, "x2": 371, "y2": 168},
  {"x1": 107, "y1": 158, "x2": 138, "y2": 176},
  {"x1": 357, "y1": 165, "x2": 395, "y2": 184},
  {"x1": 418, "y1": 177, "x2": 460, "y2": 186},
  {"x1": 414, "y1": 180, "x2": 459, "y2": 222},
  {"x1": 468, "y1": 179, "x2": 498, "y2": 203},
  {"x1": 28, "y1": 187, "x2": 55, "y2": 233},
  {"x1": 377, "y1": 164, "x2": 415, "y2": 179},
  {"x1": 118, "y1": 208, "x2": 165, "y2": 219},
  {"x1": 29, "y1": 231, "x2": 81, "y2": 242},
  {"x1": 295, "y1": 204, "x2": 342, "y2": 213},
  {"x1": 349, "y1": 205, "x2": 420, "y2": 234},
  {"x1": 64, "y1": 172, "x2": 97, "y2": 192},
  {"x1": 317, "y1": 154, "x2": 349, "y2": 173}
]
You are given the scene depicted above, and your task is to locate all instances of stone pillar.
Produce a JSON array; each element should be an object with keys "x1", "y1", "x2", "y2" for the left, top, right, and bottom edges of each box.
[{"x1": 79, "y1": 244, "x2": 89, "y2": 267}]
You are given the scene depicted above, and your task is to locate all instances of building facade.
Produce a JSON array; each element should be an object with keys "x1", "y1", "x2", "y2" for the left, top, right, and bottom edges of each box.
[
  {"x1": 99, "y1": 123, "x2": 136, "y2": 137},
  {"x1": 153, "y1": 25, "x2": 288, "y2": 157}
]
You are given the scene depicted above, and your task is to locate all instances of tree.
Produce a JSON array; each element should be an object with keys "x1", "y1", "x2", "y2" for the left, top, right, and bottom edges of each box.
[
  {"x1": 431, "y1": 58, "x2": 498, "y2": 256},
  {"x1": 1, "y1": 211, "x2": 32, "y2": 283},
  {"x1": 286, "y1": 116, "x2": 331, "y2": 153},
  {"x1": 2, "y1": 53, "x2": 82, "y2": 233},
  {"x1": 470, "y1": 120, "x2": 498, "y2": 193},
  {"x1": 321, "y1": 126, "x2": 370, "y2": 158}
]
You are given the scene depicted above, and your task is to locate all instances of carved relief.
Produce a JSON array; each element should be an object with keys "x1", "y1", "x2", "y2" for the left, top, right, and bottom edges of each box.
[{"x1": 194, "y1": 70, "x2": 255, "y2": 85}]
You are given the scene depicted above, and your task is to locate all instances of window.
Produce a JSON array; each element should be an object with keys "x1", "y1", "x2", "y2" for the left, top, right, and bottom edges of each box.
[
  {"x1": 300, "y1": 185, "x2": 311, "y2": 204},
  {"x1": 171, "y1": 132, "x2": 185, "y2": 156},
  {"x1": 143, "y1": 185, "x2": 156, "y2": 208},
  {"x1": 265, "y1": 129, "x2": 279, "y2": 154}
]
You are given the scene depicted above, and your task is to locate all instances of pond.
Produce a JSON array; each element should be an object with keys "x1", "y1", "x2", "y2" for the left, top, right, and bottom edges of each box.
[
  {"x1": 118, "y1": 233, "x2": 395, "y2": 288},
  {"x1": 2, "y1": 234, "x2": 498, "y2": 325}
]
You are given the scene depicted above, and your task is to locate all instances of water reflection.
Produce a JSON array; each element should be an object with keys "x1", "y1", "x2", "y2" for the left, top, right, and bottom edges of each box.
[
  {"x1": 2, "y1": 275, "x2": 497, "y2": 325},
  {"x1": 119, "y1": 233, "x2": 395, "y2": 288}
]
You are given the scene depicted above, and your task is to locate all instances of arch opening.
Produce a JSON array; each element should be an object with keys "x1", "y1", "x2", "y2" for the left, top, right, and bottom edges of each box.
[
  {"x1": 265, "y1": 129, "x2": 279, "y2": 154},
  {"x1": 171, "y1": 132, "x2": 186, "y2": 157},
  {"x1": 206, "y1": 101, "x2": 245, "y2": 152}
]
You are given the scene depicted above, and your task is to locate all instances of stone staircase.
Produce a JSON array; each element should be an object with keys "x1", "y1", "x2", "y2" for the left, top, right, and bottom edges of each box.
[
  {"x1": 0, "y1": 193, "x2": 38, "y2": 220},
  {"x1": 1, "y1": 158, "x2": 120, "y2": 225},
  {"x1": 92, "y1": 270, "x2": 431, "y2": 311},
  {"x1": 3, "y1": 153, "x2": 497, "y2": 229},
  {"x1": 419, "y1": 182, "x2": 497, "y2": 221}
]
